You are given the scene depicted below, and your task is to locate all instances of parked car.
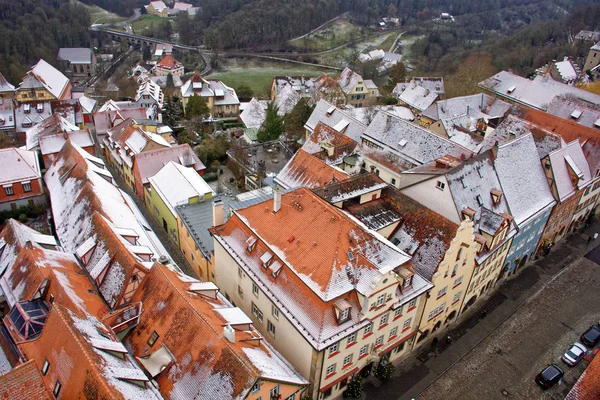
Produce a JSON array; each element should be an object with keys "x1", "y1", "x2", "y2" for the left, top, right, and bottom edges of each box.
[
  {"x1": 535, "y1": 364, "x2": 564, "y2": 389},
  {"x1": 580, "y1": 326, "x2": 600, "y2": 347},
  {"x1": 561, "y1": 342, "x2": 587, "y2": 366}
]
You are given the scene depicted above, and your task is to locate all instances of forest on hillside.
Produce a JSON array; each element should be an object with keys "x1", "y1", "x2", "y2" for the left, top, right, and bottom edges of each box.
[{"x1": 0, "y1": 0, "x2": 91, "y2": 84}]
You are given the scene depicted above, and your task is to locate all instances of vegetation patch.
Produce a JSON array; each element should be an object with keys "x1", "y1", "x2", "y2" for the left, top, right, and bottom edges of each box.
[{"x1": 289, "y1": 18, "x2": 372, "y2": 51}]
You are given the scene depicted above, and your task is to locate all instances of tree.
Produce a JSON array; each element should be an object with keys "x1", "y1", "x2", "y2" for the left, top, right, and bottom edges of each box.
[
  {"x1": 385, "y1": 61, "x2": 406, "y2": 92},
  {"x1": 140, "y1": 5, "x2": 147, "y2": 15},
  {"x1": 284, "y1": 99, "x2": 312, "y2": 140},
  {"x1": 162, "y1": 95, "x2": 183, "y2": 127},
  {"x1": 235, "y1": 85, "x2": 254, "y2": 100},
  {"x1": 142, "y1": 44, "x2": 152, "y2": 61},
  {"x1": 343, "y1": 376, "x2": 363, "y2": 399},
  {"x1": 177, "y1": 130, "x2": 194, "y2": 145},
  {"x1": 166, "y1": 73, "x2": 174, "y2": 89},
  {"x1": 196, "y1": 136, "x2": 230, "y2": 167},
  {"x1": 445, "y1": 54, "x2": 497, "y2": 97},
  {"x1": 257, "y1": 102, "x2": 283, "y2": 142},
  {"x1": 185, "y1": 94, "x2": 210, "y2": 118},
  {"x1": 374, "y1": 361, "x2": 395, "y2": 381}
]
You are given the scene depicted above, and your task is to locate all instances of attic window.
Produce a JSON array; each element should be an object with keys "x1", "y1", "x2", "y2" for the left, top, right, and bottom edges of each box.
[
  {"x1": 403, "y1": 276, "x2": 412, "y2": 288},
  {"x1": 269, "y1": 260, "x2": 283, "y2": 278},
  {"x1": 571, "y1": 110, "x2": 582, "y2": 119},
  {"x1": 476, "y1": 195, "x2": 484, "y2": 206},
  {"x1": 462, "y1": 207, "x2": 476, "y2": 220},
  {"x1": 436, "y1": 181, "x2": 445, "y2": 191},
  {"x1": 260, "y1": 251, "x2": 273, "y2": 268},
  {"x1": 476, "y1": 167, "x2": 483, "y2": 178},
  {"x1": 334, "y1": 299, "x2": 352, "y2": 325},
  {"x1": 491, "y1": 188, "x2": 503, "y2": 205},
  {"x1": 246, "y1": 236, "x2": 257, "y2": 253},
  {"x1": 24, "y1": 104, "x2": 31, "y2": 114},
  {"x1": 36, "y1": 103, "x2": 44, "y2": 113}
]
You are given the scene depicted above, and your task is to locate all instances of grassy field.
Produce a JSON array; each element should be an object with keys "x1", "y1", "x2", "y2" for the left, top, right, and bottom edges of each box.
[
  {"x1": 289, "y1": 18, "x2": 372, "y2": 51},
  {"x1": 316, "y1": 31, "x2": 399, "y2": 67},
  {"x1": 207, "y1": 61, "x2": 337, "y2": 98},
  {"x1": 132, "y1": 14, "x2": 175, "y2": 35}
]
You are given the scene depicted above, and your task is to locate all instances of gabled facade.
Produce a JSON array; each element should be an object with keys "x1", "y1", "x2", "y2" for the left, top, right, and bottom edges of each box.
[
  {"x1": 180, "y1": 72, "x2": 240, "y2": 118},
  {"x1": 0, "y1": 72, "x2": 16, "y2": 138},
  {"x1": 146, "y1": 0, "x2": 168, "y2": 16},
  {"x1": 301, "y1": 122, "x2": 358, "y2": 168},
  {"x1": 493, "y1": 133, "x2": 555, "y2": 275},
  {"x1": 0, "y1": 148, "x2": 45, "y2": 211},
  {"x1": 335, "y1": 68, "x2": 378, "y2": 108},
  {"x1": 393, "y1": 79, "x2": 440, "y2": 114},
  {"x1": 135, "y1": 78, "x2": 164, "y2": 116},
  {"x1": 14, "y1": 60, "x2": 71, "y2": 134},
  {"x1": 400, "y1": 153, "x2": 516, "y2": 308},
  {"x1": 212, "y1": 187, "x2": 432, "y2": 399}
]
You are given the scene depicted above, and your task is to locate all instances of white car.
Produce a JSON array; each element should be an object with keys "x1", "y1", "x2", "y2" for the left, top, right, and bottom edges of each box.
[{"x1": 561, "y1": 342, "x2": 587, "y2": 366}]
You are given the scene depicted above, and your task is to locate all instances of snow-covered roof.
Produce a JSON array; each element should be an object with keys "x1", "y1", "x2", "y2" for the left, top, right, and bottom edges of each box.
[
  {"x1": 275, "y1": 149, "x2": 348, "y2": 189},
  {"x1": 39, "y1": 130, "x2": 94, "y2": 156},
  {"x1": 494, "y1": 134, "x2": 555, "y2": 226},
  {"x1": 272, "y1": 75, "x2": 318, "y2": 98},
  {"x1": 397, "y1": 80, "x2": 438, "y2": 111},
  {"x1": 274, "y1": 83, "x2": 301, "y2": 117},
  {"x1": 239, "y1": 98, "x2": 267, "y2": 129},
  {"x1": 0, "y1": 72, "x2": 15, "y2": 92},
  {"x1": 0, "y1": 148, "x2": 40, "y2": 186},
  {"x1": 21, "y1": 59, "x2": 70, "y2": 100},
  {"x1": 149, "y1": 0, "x2": 167, "y2": 11},
  {"x1": 554, "y1": 59, "x2": 578, "y2": 82},
  {"x1": 79, "y1": 95, "x2": 97, "y2": 114},
  {"x1": 362, "y1": 111, "x2": 472, "y2": 168},
  {"x1": 421, "y1": 93, "x2": 511, "y2": 122},
  {"x1": 480, "y1": 70, "x2": 600, "y2": 109},
  {"x1": 441, "y1": 113, "x2": 485, "y2": 152},
  {"x1": 548, "y1": 140, "x2": 593, "y2": 202},
  {"x1": 57, "y1": 48, "x2": 94, "y2": 65},
  {"x1": 305, "y1": 99, "x2": 367, "y2": 143},
  {"x1": 136, "y1": 79, "x2": 164, "y2": 108},
  {"x1": 180, "y1": 73, "x2": 240, "y2": 107},
  {"x1": 148, "y1": 161, "x2": 215, "y2": 216},
  {"x1": 336, "y1": 67, "x2": 363, "y2": 94},
  {"x1": 134, "y1": 144, "x2": 205, "y2": 185},
  {"x1": 349, "y1": 105, "x2": 414, "y2": 124}
]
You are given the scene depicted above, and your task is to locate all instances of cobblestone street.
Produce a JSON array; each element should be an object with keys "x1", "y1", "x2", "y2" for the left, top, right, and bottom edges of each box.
[{"x1": 364, "y1": 219, "x2": 600, "y2": 400}]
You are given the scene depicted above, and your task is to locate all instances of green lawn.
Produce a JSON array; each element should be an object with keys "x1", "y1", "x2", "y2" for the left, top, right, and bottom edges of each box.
[
  {"x1": 289, "y1": 18, "x2": 373, "y2": 51},
  {"x1": 132, "y1": 14, "x2": 175, "y2": 35},
  {"x1": 207, "y1": 65, "x2": 336, "y2": 98}
]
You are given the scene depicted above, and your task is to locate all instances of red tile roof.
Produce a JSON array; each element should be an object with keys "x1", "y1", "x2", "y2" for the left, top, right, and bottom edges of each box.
[
  {"x1": 275, "y1": 149, "x2": 348, "y2": 189},
  {"x1": 157, "y1": 55, "x2": 182, "y2": 70},
  {"x1": 0, "y1": 360, "x2": 52, "y2": 400},
  {"x1": 565, "y1": 352, "x2": 600, "y2": 400},
  {"x1": 126, "y1": 263, "x2": 307, "y2": 399},
  {"x1": 301, "y1": 122, "x2": 357, "y2": 164},
  {"x1": 517, "y1": 107, "x2": 600, "y2": 171}
]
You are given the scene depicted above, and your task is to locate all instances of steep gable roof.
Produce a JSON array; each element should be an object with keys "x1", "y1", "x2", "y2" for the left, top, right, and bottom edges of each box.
[
  {"x1": 275, "y1": 149, "x2": 348, "y2": 189},
  {"x1": 21, "y1": 59, "x2": 70, "y2": 100},
  {"x1": 305, "y1": 99, "x2": 367, "y2": 143},
  {"x1": 0, "y1": 148, "x2": 40, "y2": 186},
  {"x1": 548, "y1": 140, "x2": 592, "y2": 202},
  {"x1": 133, "y1": 144, "x2": 205, "y2": 185},
  {"x1": 0, "y1": 72, "x2": 15, "y2": 92},
  {"x1": 494, "y1": 134, "x2": 555, "y2": 226},
  {"x1": 126, "y1": 263, "x2": 307, "y2": 399},
  {"x1": 301, "y1": 122, "x2": 357, "y2": 165},
  {"x1": 336, "y1": 67, "x2": 363, "y2": 94},
  {"x1": 239, "y1": 98, "x2": 266, "y2": 129}
]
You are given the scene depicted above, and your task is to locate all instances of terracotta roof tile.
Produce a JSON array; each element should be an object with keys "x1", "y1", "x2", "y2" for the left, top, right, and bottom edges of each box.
[
  {"x1": 157, "y1": 55, "x2": 182, "y2": 70},
  {"x1": 301, "y1": 122, "x2": 357, "y2": 164},
  {"x1": 274, "y1": 149, "x2": 348, "y2": 189},
  {"x1": 126, "y1": 264, "x2": 307, "y2": 399},
  {"x1": 0, "y1": 360, "x2": 52, "y2": 400},
  {"x1": 565, "y1": 352, "x2": 600, "y2": 400}
]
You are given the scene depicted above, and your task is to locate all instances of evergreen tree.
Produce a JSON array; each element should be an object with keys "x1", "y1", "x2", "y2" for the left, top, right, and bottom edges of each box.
[
  {"x1": 343, "y1": 376, "x2": 363, "y2": 399},
  {"x1": 235, "y1": 84, "x2": 254, "y2": 100},
  {"x1": 140, "y1": 5, "x2": 147, "y2": 14},
  {"x1": 374, "y1": 361, "x2": 395, "y2": 381},
  {"x1": 142, "y1": 44, "x2": 151, "y2": 61},
  {"x1": 166, "y1": 72, "x2": 174, "y2": 88},
  {"x1": 284, "y1": 99, "x2": 312, "y2": 140},
  {"x1": 162, "y1": 95, "x2": 183, "y2": 127},
  {"x1": 185, "y1": 94, "x2": 210, "y2": 118},
  {"x1": 258, "y1": 102, "x2": 283, "y2": 142},
  {"x1": 385, "y1": 61, "x2": 406, "y2": 92}
]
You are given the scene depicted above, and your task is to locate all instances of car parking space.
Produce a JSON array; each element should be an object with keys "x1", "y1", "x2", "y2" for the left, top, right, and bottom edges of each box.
[{"x1": 417, "y1": 256, "x2": 600, "y2": 400}]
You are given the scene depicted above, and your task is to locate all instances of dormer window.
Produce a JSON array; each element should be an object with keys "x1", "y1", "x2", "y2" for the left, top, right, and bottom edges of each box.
[
  {"x1": 334, "y1": 298, "x2": 352, "y2": 325},
  {"x1": 476, "y1": 195, "x2": 484, "y2": 206},
  {"x1": 462, "y1": 207, "x2": 476, "y2": 220},
  {"x1": 260, "y1": 251, "x2": 273, "y2": 268},
  {"x1": 24, "y1": 104, "x2": 31, "y2": 114},
  {"x1": 246, "y1": 236, "x2": 257, "y2": 253},
  {"x1": 36, "y1": 103, "x2": 44, "y2": 113},
  {"x1": 491, "y1": 188, "x2": 503, "y2": 205}
]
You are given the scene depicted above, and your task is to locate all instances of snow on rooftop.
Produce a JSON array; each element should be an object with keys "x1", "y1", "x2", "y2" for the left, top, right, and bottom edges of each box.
[
  {"x1": 555, "y1": 59, "x2": 578, "y2": 82},
  {"x1": 305, "y1": 99, "x2": 366, "y2": 143},
  {"x1": 214, "y1": 307, "x2": 253, "y2": 325},
  {"x1": 239, "y1": 98, "x2": 267, "y2": 129},
  {"x1": 242, "y1": 347, "x2": 308, "y2": 385},
  {"x1": 0, "y1": 148, "x2": 40, "y2": 186},
  {"x1": 494, "y1": 134, "x2": 555, "y2": 226},
  {"x1": 28, "y1": 59, "x2": 70, "y2": 99}
]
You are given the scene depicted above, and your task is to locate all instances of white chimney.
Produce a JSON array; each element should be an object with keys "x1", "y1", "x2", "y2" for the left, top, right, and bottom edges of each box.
[
  {"x1": 212, "y1": 200, "x2": 224, "y2": 227},
  {"x1": 224, "y1": 325, "x2": 236, "y2": 343},
  {"x1": 273, "y1": 186, "x2": 281, "y2": 213}
]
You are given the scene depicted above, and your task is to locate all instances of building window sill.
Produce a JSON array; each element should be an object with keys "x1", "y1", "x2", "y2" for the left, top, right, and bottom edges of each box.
[
  {"x1": 393, "y1": 314, "x2": 403, "y2": 321},
  {"x1": 407, "y1": 306, "x2": 416, "y2": 312},
  {"x1": 346, "y1": 342, "x2": 357, "y2": 349},
  {"x1": 325, "y1": 372, "x2": 336, "y2": 380},
  {"x1": 358, "y1": 353, "x2": 368, "y2": 360},
  {"x1": 342, "y1": 363, "x2": 353, "y2": 370},
  {"x1": 379, "y1": 323, "x2": 388, "y2": 330},
  {"x1": 402, "y1": 326, "x2": 411, "y2": 333},
  {"x1": 328, "y1": 351, "x2": 340, "y2": 359}
]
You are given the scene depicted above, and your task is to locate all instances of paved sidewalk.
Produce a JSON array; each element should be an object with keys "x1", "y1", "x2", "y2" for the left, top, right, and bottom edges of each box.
[{"x1": 363, "y1": 218, "x2": 600, "y2": 400}]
